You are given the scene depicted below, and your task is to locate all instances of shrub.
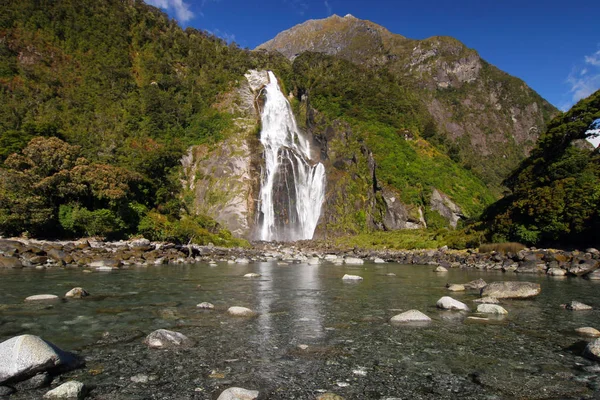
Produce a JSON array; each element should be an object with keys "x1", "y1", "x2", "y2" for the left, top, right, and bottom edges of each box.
[{"x1": 478, "y1": 242, "x2": 526, "y2": 254}]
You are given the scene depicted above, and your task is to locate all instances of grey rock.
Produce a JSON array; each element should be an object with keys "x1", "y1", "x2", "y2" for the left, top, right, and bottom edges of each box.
[
  {"x1": 0, "y1": 256, "x2": 23, "y2": 269},
  {"x1": 130, "y1": 374, "x2": 149, "y2": 383},
  {"x1": 447, "y1": 284, "x2": 465, "y2": 292},
  {"x1": 43, "y1": 380, "x2": 86, "y2": 399},
  {"x1": 463, "y1": 278, "x2": 487, "y2": 290},
  {"x1": 196, "y1": 302, "x2": 215, "y2": 309},
  {"x1": 14, "y1": 372, "x2": 51, "y2": 390},
  {"x1": 516, "y1": 260, "x2": 546, "y2": 274},
  {"x1": 584, "y1": 338, "x2": 600, "y2": 361},
  {"x1": 342, "y1": 274, "x2": 363, "y2": 280},
  {"x1": 143, "y1": 329, "x2": 193, "y2": 349},
  {"x1": 547, "y1": 267, "x2": 567, "y2": 276},
  {"x1": 430, "y1": 188, "x2": 464, "y2": 228},
  {"x1": 390, "y1": 310, "x2": 431, "y2": 323},
  {"x1": 25, "y1": 294, "x2": 59, "y2": 302},
  {"x1": 243, "y1": 273, "x2": 260, "y2": 278},
  {"x1": 568, "y1": 260, "x2": 599, "y2": 276},
  {"x1": 89, "y1": 259, "x2": 121, "y2": 269},
  {"x1": 585, "y1": 270, "x2": 600, "y2": 280},
  {"x1": 129, "y1": 238, "x2": 152, "y2": 251},
  {"x1": 0, "y1": 335, "x2": 82, "y2": 385},
  {"x1": 217, "y1": 387, "x2": 259, "y2": 400},
  {"x1": 434, "y1": 266, "x2": 448, "y2": 272},
  {"x1": 344, "y1": 257, "x2": 364, "y2": 265},
  {"x1": 473, "y1": 297, "x2": 500, "y2": 304},
  {"x1": 227, "y1": 306, "x2": 256, "y2": 317},
  {"x1": 0, "y1": 386, "x2": 15, "y2": 396},
  {"x1": 64, "y1": 288, "x2": 89, "y2": 299},
  {"x1": 480, "y1": 281, "x2": 541, "y2": 299},
  {"x1": 476, "y1": 304, "x2": 508, "y2": 315},
  {"x1": 575, "y1": 327, "x2": 600, "y2": 337},
  {"x1": 564, "y1": 301, "x2": 592, "y2": 311},
  {"x1": 436, "y1": 296, "x2": 470, "y2": 311}
]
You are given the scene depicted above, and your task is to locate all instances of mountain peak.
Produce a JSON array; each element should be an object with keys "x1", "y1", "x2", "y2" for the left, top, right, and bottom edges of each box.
[{"x1": 256, "y1": 14, "x2": 404, "y2": 64}]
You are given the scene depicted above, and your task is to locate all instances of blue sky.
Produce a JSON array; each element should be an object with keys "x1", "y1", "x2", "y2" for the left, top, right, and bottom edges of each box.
[{"x1": 145, "y1": 0, "x2": 600, "y2": 112}]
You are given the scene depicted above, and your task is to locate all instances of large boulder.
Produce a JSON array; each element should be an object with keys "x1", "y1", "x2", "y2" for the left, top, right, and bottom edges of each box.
[
  {"x1": 143, "y1": 329, "x2": 193, "y2": 349},
  {"x1": 65, "y1": 288, "x2": 90, "y2": 299},
  {"x1": 0, "y1": 335, "x2": 83, "y2": 385},
  {"x1": 390, "y1": 310, "x2": 431, "y2": 323},
  {"x1": 584, "y1": 338, "x2": 600, "y2": 361},
  {"x1": 436, "y1": 296, "x2": 470, "y2": 311},
  {"x1": 217, "y1": 387, "x2": 259, "y2": 400},
  {"x1": 463, "y1": 278, "x2": 487, "y2": 290},
  {"x1": 480, "y1": 281, "x2": 541, "y2": 299},
  {"x1": 568, "y1": 260, "x2": 599, "y2": 276}
]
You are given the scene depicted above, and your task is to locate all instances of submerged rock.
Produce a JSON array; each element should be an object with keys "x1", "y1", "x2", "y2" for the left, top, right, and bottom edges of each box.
[
  {"x1": 480, "y1": 281, "x2": 541, "y2": 299},
  {"x1": 65, "y1": 288, "x2": 90, "y2": 299},
  {"x1": 227, "y1": 306, "x2": 256, "y2": 317},
  {"x1": 476, "y1": 304, "x2": 508, "y2": 315},
  {"x1": 243, "y1": 273, "x2": 260, "y2": 278},
  {"x1": 216, "y1": 387, "x2": 259, "y2": 400},
  {"x1": 143, "y1": 329, "x2": 193, "y2": 349},
  {"x1": 0, "y1": 386, "x2": 15, "y2": 396},
  {"x1": 575, "y1": 327, "x2": 600, "y2": 337},
  {"x1": 344, "y1": 257, "x2": 364, "y2": 264},
  {"x1": 563, "y1": 301, "x2": 593, "y2": 311},
  {"x1": 43, "y1": 380, "x2": 86, "y2": 399},
  {"x1": 316, "y1": 393, "x2": 345, "y2": 400},
  {"x1": 196, "y1": 302, "x2": 215, "y2": 309},
  {"x1": 25, "y1": 294, "x2": 59, "y2": 302},
  {"x1": 373, "y1": 258, "x2": 386, "y2": 264},
  {"x1": 436, "y1": 296, "x2": 470, "y2": 311},
  {"x1": 447, "y1": 284, "x2": 465, "y2": 292},
  {"x1": 14, "y1": 372, "x2": 51, "y2": 390},
  {"x1": 342, "y1": 274, "x2": 363, "y2": 281},
  {"x1": 434, "y1": 266, "x2": 448, "y2": 272},
  {"x1": 0, "y1": 335, "x2": 82, "y2": 385},
  {"x1": 473, "y1": 297, "x2": 500, "y2": 304},
  {"x1": 390, "y1": 310, "x2": 431, "y2": 323},
  {"x1": 463, "y1": 278, "x2": 487, "y2": 290}
]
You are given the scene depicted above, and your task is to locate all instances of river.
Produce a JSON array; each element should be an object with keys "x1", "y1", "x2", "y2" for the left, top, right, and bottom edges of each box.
[{"x1": 1, "y1": 262, "x2": 600, "y2": 399}]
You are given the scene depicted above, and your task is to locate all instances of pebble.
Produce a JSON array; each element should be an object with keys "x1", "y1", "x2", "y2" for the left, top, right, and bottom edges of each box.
[
  {"x1": 196, "y1": 302, "x2": 215, "y2": 309},
  {"x1": 216, "y1": 387, "x2": 259, "y2": 400}
]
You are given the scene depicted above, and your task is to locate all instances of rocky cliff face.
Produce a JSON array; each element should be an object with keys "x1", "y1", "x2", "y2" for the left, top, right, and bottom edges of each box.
[
  {"x1": 257, "y1": 15, "x2": 558, "y2": 189},
  {"x1": 181, "y1": 71, "x2": 269, "y2": 238}
]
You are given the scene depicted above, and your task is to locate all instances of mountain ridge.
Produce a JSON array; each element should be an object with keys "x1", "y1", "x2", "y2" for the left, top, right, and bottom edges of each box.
[{"x1": 257, "y1": 14, "x2": 558, "y2": 190}]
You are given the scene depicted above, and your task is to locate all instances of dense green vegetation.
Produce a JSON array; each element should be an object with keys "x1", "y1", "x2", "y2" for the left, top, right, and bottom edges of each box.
[
  {"x1": 483, "y1": 90, "x2": 600, "y2": 247},
  {"x1": 290, "y1": 52, "x2": 496, "y2": 230},
  {"x1": 0, "y1": 0, "x2": 288, "y2": 243}
]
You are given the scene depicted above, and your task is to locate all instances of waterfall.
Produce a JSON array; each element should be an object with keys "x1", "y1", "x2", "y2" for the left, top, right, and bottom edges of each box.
[{"x1": 257, "y1": 71, "x2": 326, "y2": 241}]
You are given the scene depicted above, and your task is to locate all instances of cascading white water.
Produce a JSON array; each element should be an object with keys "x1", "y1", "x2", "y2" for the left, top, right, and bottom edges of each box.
[{"x1": 258, "y1": 71, "x2": 326, "y2": 241}]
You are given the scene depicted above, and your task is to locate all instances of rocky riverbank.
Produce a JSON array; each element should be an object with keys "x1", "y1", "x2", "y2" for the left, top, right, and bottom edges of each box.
[{"x1": 0, "y1": 238, "x2": 598, "y2": 279}]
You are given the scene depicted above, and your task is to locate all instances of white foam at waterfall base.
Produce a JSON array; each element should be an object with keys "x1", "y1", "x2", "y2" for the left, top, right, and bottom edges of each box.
[{"x1": 258, "y1": 71, "x2": 326, "y2": 241}]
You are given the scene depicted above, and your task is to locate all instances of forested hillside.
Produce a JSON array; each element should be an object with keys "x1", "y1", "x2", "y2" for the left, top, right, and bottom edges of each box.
[
  {"x1": 483, "y1": 90, "x2": 600, "y2": 247},
  {"x1": 0, "y1": 0, "x2": 288, "y2": 242}
]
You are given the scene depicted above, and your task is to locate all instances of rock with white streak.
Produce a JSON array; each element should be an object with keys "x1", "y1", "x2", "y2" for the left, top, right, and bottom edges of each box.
[{"x1": 143, "y1": 329, "x2": 193, "y2": 349}]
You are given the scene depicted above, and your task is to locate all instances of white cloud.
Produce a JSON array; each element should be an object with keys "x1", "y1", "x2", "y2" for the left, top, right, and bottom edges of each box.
[
  {"x1": 208, "y1": 28, "x2": 236, "y2": 44},
  {"x1": 284, "y1": 0, "x2": 309, "y2": 15},
  {"x1": 324, "y1": 0, "x2": 332, "y2": 15},
  {"x1": 565, "y1": 47, "x2": 600, "y2": 106},
  {"x1": 585, "y1": 50, "x2": 600, "y2": 67},
  {"x1": 145, "y1": 0, "x2": 194, "y2": 22}
]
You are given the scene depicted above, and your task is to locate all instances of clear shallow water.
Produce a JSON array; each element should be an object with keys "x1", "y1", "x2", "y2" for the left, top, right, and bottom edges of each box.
[{"x1": 2, "y1": 263, "x2": 600, "y2": 399}]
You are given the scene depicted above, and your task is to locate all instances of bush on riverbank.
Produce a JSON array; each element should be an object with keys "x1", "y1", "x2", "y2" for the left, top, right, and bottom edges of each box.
[
  {"x1": 334, "y1": 227, "x2": 483, "y2": 250},
  {"x1": 479, "y1": 242, "x2": 526, "y2": 254}
]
